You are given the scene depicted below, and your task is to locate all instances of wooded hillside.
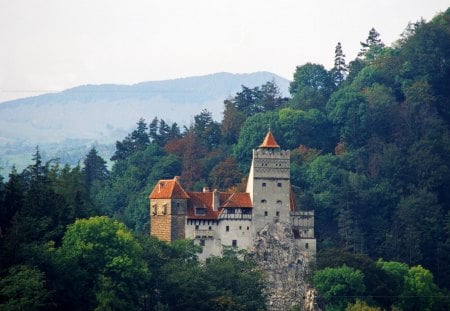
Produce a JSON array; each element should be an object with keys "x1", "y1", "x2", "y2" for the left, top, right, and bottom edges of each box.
[{"x1": 1, "y1": 8, "x2": 450, "y2": 310}]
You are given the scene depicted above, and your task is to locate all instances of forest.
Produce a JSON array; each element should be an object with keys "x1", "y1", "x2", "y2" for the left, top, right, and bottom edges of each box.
[{"x1": 1, "y1": 7, "x2": 450, "y2": 311}]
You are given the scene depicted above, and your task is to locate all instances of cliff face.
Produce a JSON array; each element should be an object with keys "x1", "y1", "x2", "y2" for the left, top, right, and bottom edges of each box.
[{"x1": 253, "y1": 221, "x2": 318, "y2": 311}]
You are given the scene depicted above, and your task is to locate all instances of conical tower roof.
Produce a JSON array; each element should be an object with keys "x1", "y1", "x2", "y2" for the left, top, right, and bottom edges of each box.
[{"x1": 259, "y1": 131, "x2": 280, "y2": 148}]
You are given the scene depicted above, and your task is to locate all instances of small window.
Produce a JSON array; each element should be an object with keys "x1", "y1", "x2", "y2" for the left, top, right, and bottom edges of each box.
[
  {"x1": 226, "y1": 226, "x2": 229, "y2": 232},
  {"x1": 177, "y1": 202, "x2": 181, "y2": 207},
  {"x1": 195, "y1": 225, "x2": 199, "y2": 230},
  {"x1": 276, "y1": 211, "x2": 280, "y2": 216},
  {"x1": 247, "y1": 226, "x2": 250, "y2": 230},
  {"x1": 264, "y1": 211, "x2": 268, "y2": 217},
  {"x1": 262, "y1": 182, "x2": 266, "y2": 187},
  {"x1": 195, "y1": 208, "x2": 206, "y2": 215},
  {"x1": 200, "y1": 239, "x2": 205, "y2": 246},
  {"x1": 305, "y1": 243, "x2": 309, "y2": 249},
  {"x1": 276, "y1": 200, "x2": 282, "y2": 205},
  {"x1": 261, "y1": 199, "x2": 267, "y2": 203},
  {"x1": 232, "y1": 240, "x2": 237, "y2": 247},
  {"x1": 239, "y1": 226, "x2": 242, "y2": 230},
  {"x1": 277, "y1": 182, "x2": 282, "y2": 187},
  {"x1": 208, "y1": 226, "x2": 212, "y2": 230}
]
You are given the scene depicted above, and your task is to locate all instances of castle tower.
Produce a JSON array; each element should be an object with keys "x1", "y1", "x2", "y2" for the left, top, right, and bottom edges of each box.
[
  {"x1": 247, "y1": 131, "x2": 292, "y2": 236},
  {"x1": 149, "y1": 177, "x2": 189, "y2": 243}
]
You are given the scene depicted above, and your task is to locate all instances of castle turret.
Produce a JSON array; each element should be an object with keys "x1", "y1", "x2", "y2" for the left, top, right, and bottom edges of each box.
[
  {"x1": 149, "y1": 177, "x2": 189, "y2": 243},
  {"x1": 247, "y1": 131, "x2": 291, "y2": 236}
]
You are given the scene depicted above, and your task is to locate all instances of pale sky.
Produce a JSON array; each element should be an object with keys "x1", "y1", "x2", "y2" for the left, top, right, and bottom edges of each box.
[{"x1": 0, "y1": 0, "x2": 448, "y2": 102}]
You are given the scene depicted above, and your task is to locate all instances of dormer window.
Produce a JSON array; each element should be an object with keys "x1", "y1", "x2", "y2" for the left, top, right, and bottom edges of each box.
[{"x1": 195, "y1": 208, "x2": 206, "y2": 215}]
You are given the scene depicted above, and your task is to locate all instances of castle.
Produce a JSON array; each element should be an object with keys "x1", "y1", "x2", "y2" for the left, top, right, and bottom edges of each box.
[{"x1": 149, "y1": 131, "x2": 316, "y2": 259}]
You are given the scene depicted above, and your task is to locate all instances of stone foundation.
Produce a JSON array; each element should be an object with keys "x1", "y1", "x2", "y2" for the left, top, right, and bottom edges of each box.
[{"x1": 253, "y1": 221, "x2": 318, "y2": 311}]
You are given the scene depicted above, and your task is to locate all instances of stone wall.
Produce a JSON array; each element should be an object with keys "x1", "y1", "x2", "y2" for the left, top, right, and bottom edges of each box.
[
  {"x1": 253, "y1": 221, "x2": 318, "y2": 311},
  {"x1": 150, "y1": 198, "x2": 172, "y2": 242}
]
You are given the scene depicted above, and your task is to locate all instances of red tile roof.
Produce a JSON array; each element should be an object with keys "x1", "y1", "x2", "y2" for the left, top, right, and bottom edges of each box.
[
  {"x1": 149, "y1": 177, "x2": 190, "y2": 199},
  {"x1": 221, "y1": 192, "x2": 252, "y2": 208},
  {"x1": 186, "y1": 191, "x2": 253, "y2": 220},
  {"x1": 187, "y1": 192, "x2": 221, "y2": 220},
  {"x1": 259, "y1": 131, "x2": 280, "y2": 148}
]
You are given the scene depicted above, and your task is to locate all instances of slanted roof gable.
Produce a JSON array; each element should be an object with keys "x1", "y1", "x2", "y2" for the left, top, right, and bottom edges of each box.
[{"x1": 149, "y1": 177, "x2": 190, "y2": 199}]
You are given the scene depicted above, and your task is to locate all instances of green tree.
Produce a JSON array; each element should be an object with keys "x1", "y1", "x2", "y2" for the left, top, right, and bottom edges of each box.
[
  {"x1": 194, "y1": 109, "x2": 221, "y2": 149},
  {"x1": 332, "y1": 42, "x2": 348, "y2": 86},
  {"x1": 82, "y1": 147, "x2": 109, "y2": 192},
  {"x1": 313, "y1": 265, "x2": 366, "y2": 310},
  {"x1": 0, "y1": 167, "x2": 24, "y2": 235},
  {"x1": 289, "y1": 63, "x2": 335, "y2": 111},
  {"x1": 57, "y1": 216, "x2": 148, "y2": 310},
  {"x1": 398, "y1": 265, "x2": 440, "y2": 311},
  {"x1": 0, "y1": 265, "x2": 51, "y2": 311},
  {"x1": 111, "y1": 119, "x2": 150, "y2": 161},
  {"x1": 358, "y1": 28, "x2": 385, "y2": 61}
]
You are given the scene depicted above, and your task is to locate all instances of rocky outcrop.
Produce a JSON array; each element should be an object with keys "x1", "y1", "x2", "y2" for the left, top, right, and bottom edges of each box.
[{"x1": 253, "y1": 221, "x2": 318, "y2": 311}]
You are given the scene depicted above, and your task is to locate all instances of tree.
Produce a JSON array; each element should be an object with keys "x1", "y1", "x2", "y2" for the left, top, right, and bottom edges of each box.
[
  {"x1": 0, "y1": 167, "x2": 24, "y2": 234},
  {"x1": 194, "y1": 109, "x2": 221, "y2": 149},
  {"x1": 111, "y1": 119, "x2": 150, "y2": 161},
  {"x1": 326, "y1": 87, "x2": 369, "y2": 148},
  {"x1": 0, "y1": 265, "x2": 51, "y2": 310},
  {"x1": 259, "y1": 80, "x2": 287, "y2": 111},
  {"x1": 398, "y1": 265, "x2": 440, "y2": 311},
  {"x1": 57, "y1": 216, "x2": 148, "y2": 310},
  {"x1": 289, "y1": 63, "x2": 335, "y2": 111},
  {"x1": 221, "y1": 99, "x2": 247, "y2": 145},
  {"x1": 358, "y1": 28, "x2": 385, "y2": 61},
  {"x1": 149, "y1": 117, "x2": 159, "y2": 142},
  {"x1": 209, "y1": 157, "x2": 243, "y2": 190},
  {"x1": 131, "y1": 118, "x2": 150, "y2": 150},
  {"x1": 231, "y1": 81, "x2": 285, "y2": 117},
  {"x1": 331, "y1": 42, "x2": 348, "y2": 86},
  {"x1": 82, "y1": 147, "x2": 109, "y2": 191},
  {"x1": 313, "y1": 265, "x2": 366, "y2": 310}
]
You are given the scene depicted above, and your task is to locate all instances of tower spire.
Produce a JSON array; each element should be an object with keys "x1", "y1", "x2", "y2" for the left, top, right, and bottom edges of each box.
[{"x1": 259, "y1": 130, "x2": 280, "y2": 149}]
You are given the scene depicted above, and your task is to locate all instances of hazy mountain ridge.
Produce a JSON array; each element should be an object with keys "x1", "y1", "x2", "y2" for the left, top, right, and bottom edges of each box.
[{"x1": 0, "y1": 71, "x2": 290, "y2": 172}]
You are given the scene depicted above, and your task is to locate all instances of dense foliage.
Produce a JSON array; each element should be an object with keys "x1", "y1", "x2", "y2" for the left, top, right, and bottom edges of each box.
[{"x1": 1, "y1": 8, "x2": 450, "y2": 310}]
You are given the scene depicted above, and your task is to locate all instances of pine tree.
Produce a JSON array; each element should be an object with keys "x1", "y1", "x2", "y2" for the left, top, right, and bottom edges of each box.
[
  {"x1": 332, "y1": 42, "x2": 348, "y2": 85},
  {"x1": 358, "y1": 28, "x2": 385, "y2": 60},
  {"x1": 82, "y1": 147, "x2": 109, "y2": 191},
  {"x1": 149, "y1": 117, "x2": 159, "y2": 142}
]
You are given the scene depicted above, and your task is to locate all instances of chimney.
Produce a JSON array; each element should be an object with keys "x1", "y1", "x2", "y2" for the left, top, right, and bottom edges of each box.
[
  {"x1": 203, "y1": 187, "x2": 210, "y2": 193},
  {"x1": 212, "y1": 189, "x2": 220, "y2": 211},
  {"x1": 174, "y1": 176, "x2": 181, "y2": 183}
]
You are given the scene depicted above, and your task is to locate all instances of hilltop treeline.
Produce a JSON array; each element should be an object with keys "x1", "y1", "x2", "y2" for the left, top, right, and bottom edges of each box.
[{"x1": 1, "y1": 7, "x2": 450, "y2": 310}]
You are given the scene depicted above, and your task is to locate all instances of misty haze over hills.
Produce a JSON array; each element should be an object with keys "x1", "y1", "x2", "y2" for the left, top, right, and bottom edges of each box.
[{"x1": 0, "y1": 72, "x2": 290, "y2": 173}]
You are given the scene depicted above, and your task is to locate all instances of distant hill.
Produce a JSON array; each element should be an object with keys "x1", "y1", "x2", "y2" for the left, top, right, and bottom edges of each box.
[{"x1": 0, "y1": 71, "x2": 290, "y2": 172}]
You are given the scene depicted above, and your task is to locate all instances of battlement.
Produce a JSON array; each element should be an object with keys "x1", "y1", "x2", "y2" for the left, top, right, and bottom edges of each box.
[{"x1": 253, "y1": 149, "x2": 290, "y2": 159}]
